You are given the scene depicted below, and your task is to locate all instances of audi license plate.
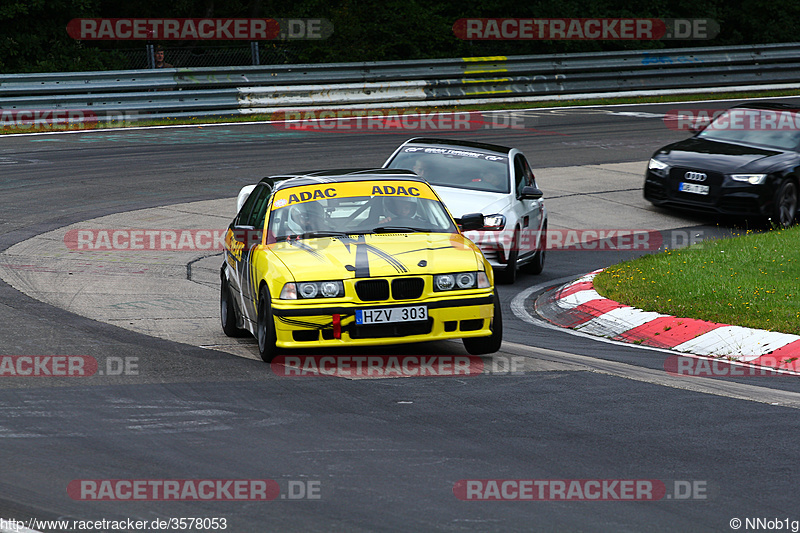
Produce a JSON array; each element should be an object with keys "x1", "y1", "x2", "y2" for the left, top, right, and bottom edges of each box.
[
  {"x1": 356, "y1": 306, "x2": 427, "y2": 325},
  {"x1": 679, "y1": 182, "x2": 710, "y2": 195}
]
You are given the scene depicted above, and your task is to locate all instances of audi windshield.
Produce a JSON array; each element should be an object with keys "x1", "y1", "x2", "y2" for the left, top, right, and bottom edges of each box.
[{"x1": 697, "y1": 108, "x2": 800, "y2": 150}]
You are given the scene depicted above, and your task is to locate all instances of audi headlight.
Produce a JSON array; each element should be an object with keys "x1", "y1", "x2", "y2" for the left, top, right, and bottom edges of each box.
[
  {"x1": 730, "y1": 174, "x2": 767, "y2": 185},
  {"x1": 648, "y1": 158, "x2": 669, "y2": 176},
  {"x1": 280, "y1": 281, "x2": 344, "y2": 300},
  {"x1": 434, "y1": 272, "x2": 483, "y2": 291}
]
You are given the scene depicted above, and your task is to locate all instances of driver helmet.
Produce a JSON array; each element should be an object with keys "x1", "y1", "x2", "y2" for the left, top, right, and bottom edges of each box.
[
  {"x1": 286, "y1": 201, "x2": 324, "y2": 234},
  {"x1": 385, "y1": 196, "x2": 416, "y2": 218}
]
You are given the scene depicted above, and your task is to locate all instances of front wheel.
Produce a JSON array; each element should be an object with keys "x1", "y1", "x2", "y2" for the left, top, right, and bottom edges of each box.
[
  {"x1": 525, "y1": 222, "x2": 547, "y2": 275},
  {"x1": 463, "y1": 290, "x2": 503, "y2": 355},
  {"x1": 773, "y1": 180, "x2": 798, "y2": 228},
  {"x1": 257, "y1": 286, "x2": 278, "y2": 363},
  {"x1": 495, "y1": 230, "x2": 519, "y2": 285}
]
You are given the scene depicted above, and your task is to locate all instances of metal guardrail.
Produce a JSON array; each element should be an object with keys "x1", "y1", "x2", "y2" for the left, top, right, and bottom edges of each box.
[{"x1": 2, "y1": 42, "x2": 800, "y2": 123}]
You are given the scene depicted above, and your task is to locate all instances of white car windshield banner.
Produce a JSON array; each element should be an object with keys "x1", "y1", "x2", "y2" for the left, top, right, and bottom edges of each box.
[{"x1": 404, "y1": 147, "x2": 507, "y2": 162}]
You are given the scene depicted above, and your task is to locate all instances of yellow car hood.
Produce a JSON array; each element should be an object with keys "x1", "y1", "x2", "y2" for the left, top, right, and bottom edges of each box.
[{"x1": 268, "y1": 233, "x2": 483, "y2": 280}]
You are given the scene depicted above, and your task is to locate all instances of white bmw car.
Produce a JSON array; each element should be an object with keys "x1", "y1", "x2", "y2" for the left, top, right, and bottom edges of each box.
[{"x1": 384, "y1": 138, "x2": 547, "y2": 283}]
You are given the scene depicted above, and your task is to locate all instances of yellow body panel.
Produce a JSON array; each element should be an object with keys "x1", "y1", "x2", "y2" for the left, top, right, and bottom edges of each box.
[{"x1": 251, "y1": 233, "x2": 494, "y2": 348}]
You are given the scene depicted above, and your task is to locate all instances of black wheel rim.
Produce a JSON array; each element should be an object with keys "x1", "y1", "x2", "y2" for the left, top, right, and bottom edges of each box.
[
  {"x1": 221, "y1": 284, "x2": 229, "y2": 327},
  {"x1": 779, "y1": 182, "x2": 798, "y2": 227},
  {"x1": 257, "y1": 298, "x2": 267, "y2": 352}
]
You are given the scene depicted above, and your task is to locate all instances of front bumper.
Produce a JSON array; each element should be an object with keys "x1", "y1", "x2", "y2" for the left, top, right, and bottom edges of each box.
[
  {"x1": 644, "y1": 169, "x2": 772, "y2": 217},
  {"x1": 465, "y1": 226, "x2": 544, "y2": 269},
  {"x1": 271, "y1": 293, "x2": 495, "y2": 349}
]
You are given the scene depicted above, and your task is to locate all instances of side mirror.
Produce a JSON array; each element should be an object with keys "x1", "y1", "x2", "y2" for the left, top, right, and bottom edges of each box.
[
  {"x1": 519, "y1": 186, "x2": 543, "y2": 200},
  {"x1": 236, "y1": 184, "x2": 258, "y2": 213},
  {"x1": 458, "y1": 213, "x2": 485, "y2": 231},
  {"x1": 688, "y1": 119, "x2": 710, "y2": 134}
]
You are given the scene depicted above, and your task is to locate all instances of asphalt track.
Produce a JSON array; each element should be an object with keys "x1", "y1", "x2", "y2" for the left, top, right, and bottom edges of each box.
[{"x1": 1, "y1": 100, "x2": 799, "y2": 532}]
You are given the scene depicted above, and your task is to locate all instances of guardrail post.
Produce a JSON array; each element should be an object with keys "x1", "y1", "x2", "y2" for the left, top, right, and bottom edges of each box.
[
  {"x1": 251, "y1": 42, "x2": 260, "y2": 66},
  {"x1": 146, "y1": 44, "x2": 155, "y2": 69}
]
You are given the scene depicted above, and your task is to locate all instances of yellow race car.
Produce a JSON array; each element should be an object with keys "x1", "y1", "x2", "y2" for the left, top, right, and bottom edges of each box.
[{"x1": 220, "y1": 169, "x2": 502, "y2": 362}]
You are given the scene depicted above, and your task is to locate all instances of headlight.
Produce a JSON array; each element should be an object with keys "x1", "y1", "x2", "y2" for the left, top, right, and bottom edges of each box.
[
  {"x1": 481, "y1": 214, "x2": 506, "y2": 231},
  {"x1": 299, "y1": 283, "x2": 318, "y2": 299},
  {"x1": 434, "y1": 274, "x2": 455, "y2": 291},
  {"x1": 730, "y1": 174, "x2": 767, "y2": 185},
  {"x1": 647, "y1": 158, "x2": 669, "y2": 173},
  {"x1": 320, "y1": 281, "x2": 342, "y2": 298},
  {"x1": 456, "y1": 272, "x2": 476, "y2": 289},
  {"x1": 280, "y1": 281, "x2": 344, "y2": 300},
  {"x1": 434, "y1": 272, "x2": 482, "y2": 291}
]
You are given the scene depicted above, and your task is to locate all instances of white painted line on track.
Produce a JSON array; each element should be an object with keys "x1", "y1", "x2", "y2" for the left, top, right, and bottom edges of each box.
[{"x1": 503, "y1": 339, "x2": 800, "y2": 407}]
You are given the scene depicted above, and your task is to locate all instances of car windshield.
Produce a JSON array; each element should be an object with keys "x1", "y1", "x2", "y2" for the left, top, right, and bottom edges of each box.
[
  {"x1": 386, "y1": 147, "x2": 510, "y2": 193},
  {"x1": 266, "y1": 181, "x2": 457, "y2": 241},
  {"x1": 697, "y1": 108, "x2": 800, "y2": 150}
]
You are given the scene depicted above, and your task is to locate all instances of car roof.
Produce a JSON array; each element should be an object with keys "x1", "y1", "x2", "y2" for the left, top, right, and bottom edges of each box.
[
  {"x1": 400, "y1": 137, "x2": 513, "y2": 155},
  {"x1": 266, "y1": 168, "x2": 424, "y2": 190}
]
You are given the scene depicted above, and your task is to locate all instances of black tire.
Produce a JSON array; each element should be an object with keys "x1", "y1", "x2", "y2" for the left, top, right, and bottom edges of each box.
[
  {"x1": 220, "y1": 276, "x2": 247, "y2": 337},
  {"x1": 495, "y1": 230, "x2": 519, "y2": 285},
  {"x1": 773, "y1": 180, "x2": 798, "y2": 229},
  {"x1": 463, "y1": 290, "x2": 503, "y2": 355},
  {"x1": 525, "y1": 222, "x2": 547, "y2": 275},
  {"x1": 257, "y1": 286, "x2": 278, "y2": 363}
]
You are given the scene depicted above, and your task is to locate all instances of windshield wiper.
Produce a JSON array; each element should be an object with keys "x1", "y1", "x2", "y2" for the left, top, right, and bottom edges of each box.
[
  {"x1": 281, "y1": 231, "x2": 349, "y2": 240},
  {"x1": 371, "y1": 226, "x2": 428, "y2": 233},
  {"x1": 301, "y1": 231, "x2": 349, "y2": 239}
]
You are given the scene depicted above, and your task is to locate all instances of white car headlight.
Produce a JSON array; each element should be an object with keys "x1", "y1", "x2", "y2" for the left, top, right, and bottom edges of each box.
[
  {"x1": 648, "y1": 158, "x2": 668, "y2": 170},
  {"x1": 434, "y1": 272, "x2": 481, "y2": 291},
  {"x1": 281, "y1": 281, "x2": 344, "y2": 300},
  {"x1": 434, "y1": 274, "x2": 455, "y2": 291},
  {"x1": 481, "y1": 214, "x2": 506, "y2": 231},
  {"x1": 730, "y1": 174, "x2": 767, "y2": 185},
  {"x1": 456, "y1": 272, "x2": 476, "y2": 289}
]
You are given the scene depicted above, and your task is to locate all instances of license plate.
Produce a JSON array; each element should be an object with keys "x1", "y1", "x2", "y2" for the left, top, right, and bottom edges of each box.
[
  {"x1": 679, "y1": 182, "x2": 710, "y2": 195},
  {"x1": 355, "y1": 306, "x2": 427, "y2": 325}
]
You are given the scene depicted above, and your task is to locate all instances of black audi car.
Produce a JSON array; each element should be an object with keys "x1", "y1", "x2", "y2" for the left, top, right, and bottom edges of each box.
[{"x1": 644, "y1": 103, "x2": 799, "y2": 228}]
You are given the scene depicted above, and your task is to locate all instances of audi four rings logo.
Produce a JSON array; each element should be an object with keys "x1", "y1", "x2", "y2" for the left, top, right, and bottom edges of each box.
[{"x1": 684, "y1": 171, "x2": 707, "y2": 182}]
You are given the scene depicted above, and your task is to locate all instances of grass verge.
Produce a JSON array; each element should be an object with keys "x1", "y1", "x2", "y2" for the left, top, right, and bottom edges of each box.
[{"x1": 593, "y1": 225, "x2": 800, "y2": 335}]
